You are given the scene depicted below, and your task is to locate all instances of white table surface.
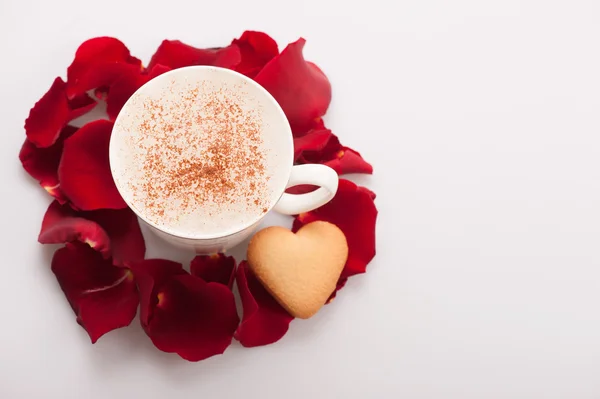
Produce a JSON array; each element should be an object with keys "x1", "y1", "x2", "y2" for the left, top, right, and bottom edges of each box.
[{"x1": 2, "y1": 1, "x2": 600, "y2": 398}]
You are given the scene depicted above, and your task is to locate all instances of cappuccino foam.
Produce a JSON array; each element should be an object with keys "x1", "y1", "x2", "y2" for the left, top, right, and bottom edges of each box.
[{"x1": 111, "y1": 73, "x2": 289, "y2": 238}]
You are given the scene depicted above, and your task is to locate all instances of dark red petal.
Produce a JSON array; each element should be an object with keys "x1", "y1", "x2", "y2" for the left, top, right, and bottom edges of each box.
[
  {"x1": 301, "y1": 132, "x2": 340, "y2": 162},
  {"x1": 285, "y1": 184, "x2": 319, "y2": 195},
  {"x1": 19, "y1": 125, "x2": 78, "y2": 203},
  {"x1": 234, "y1": 262, "x2": 294, "y2": 347},
  {"x1": 323, "y1": 147, "x2": 373, "y2": 175},
  {"x1": 144, "y1": 274, "x2": 239, "y2": 361},
  {"x1": 38, "y1": 201, "x2": 146, "y2": 264},
  {"x1": 127, "y1": 259, "x2": 186, "y2": 327},
  {"x1": 190, "y1": 254, "x2": 236, "y2": 288},
  {"x1": 293, "y1": 179, "x2": 377, "y2": 278},
  {"x1": 299, "y1": 117, "x2": 326, "y2": 136},
  {"x1": 39, "y1": 201, "x2": 111, "y2": 257},
  {"x1": 232, "y1": 31, "x2": 279, "y2": 78},
  {"x1": 293, "y1": 128, "x2": 332, "y2": 161},
  {"x1": 106, "y1": 64, "x2": 171, "y2": 120},
  {"x1": 69, "y1": 63, "x2": 139, "y2": 100},
  {"x1": 68, "y1": 93, "x2": 97, "y2": 120},
  {"x1": 326, "y1": 277, "x2": 348, "y2": 304},
  {"x1": 297, "y1": 130, "x2": 373, "y2": 175},
  {"x1": 254, "y1": 39, "x2": 331, "y2": 135},
  {"x1": 66, "y1": 37, "x2": 141, "y2": 99},
  {"x1": 58, "y1": 120, "x2": 127, "y2": 210},
  {"x1": 147, "y1": 40, "x2": 241, "y2": 70},
  {"x1": 85, "y1": 208, "x2": 145, "y2": 264},
  {"x1": 358, "y1": 186, "x2": 377, "y2": 200},
  {"x1": 25, "y1": 77, "x2": 70, "y2": 147},
  {"x1": 51, "y1": 243, "x2": 138, "y2": 343}
]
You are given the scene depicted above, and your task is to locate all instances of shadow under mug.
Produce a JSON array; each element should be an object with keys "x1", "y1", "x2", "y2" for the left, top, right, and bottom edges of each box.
[{"x1": 109, "y1": 66, "x2": 338, "y2": 254}]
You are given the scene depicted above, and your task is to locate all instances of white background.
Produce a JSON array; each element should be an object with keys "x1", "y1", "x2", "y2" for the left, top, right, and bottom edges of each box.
[{"x1": 1, "y1": 0, "x2": 600, "y2": 398}]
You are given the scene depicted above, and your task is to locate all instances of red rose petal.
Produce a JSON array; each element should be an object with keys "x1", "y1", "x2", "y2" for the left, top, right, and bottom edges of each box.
[
  {"x1": 358, "y1": 186, "x2": 377, "y2": 200},
  {"x1": 66, "y1": 37, "x2": 142, "y2": 99},
  {"x1": 254, "y1": 38, "x2": 331, "y2": 135},
  {"x1": 293, "y1": 128, "x2": 332, "y2": 161},
  {"x1": 300, "y1": 117, "x2": 326, "y2": 136},
  {"x1": 70, "y1": 63, "x2": 139, "y2": 101},
  {"x1": 190, "y1": 254, "x2": 236, "y2": 288},
  {"x1": 51, "y1": 243, "x2": 138, "y2": 343},
  {"x1": 285, "y1": 184, "x2": 319, "y2": 195},
  {"x1": 39, "y1": 201, "x2": 111, "y2": 257},
  {"x1": 323, "y1": 147, "x2": 373, "y2": 175},
  {"x1": 86, "y1": 208, "x2": 145, "y2": 264},
  {"x1": 38, "y1": 201, "x2": 145, "y2": 264},
  {"x1": 127, "y1": 259, "x2": 186, "y2": 327},
  {"x1": 58, "y1": 120, "x2": 127, "y2": 210},
  {"x1": 326, "y1": 277, "x2": 348, "y2": 304},
  {"x1": 147, "y1": 40, "x2": 241, "y2": 70},
  {"x1": 25, "y1": 78, "x2": 70, "y2": 148},
  {"x1": 293, "y1": 179, "x2": 377, "y2": 278},
  {"x1": 19, "y1": 125, "x2": 77, "y2": 203},
  {"x1": 67, "y1": 94, "x2": 97, "y2": 120},
  {"x1": 25, "y1": 80, "x2": 98, "y2": 148},
  {"x1": 232, "y1": 31, "x2": 279, "y2": 78},
  {"x1": 297, "y1": 130, "x2": 373, "y2": 175},
  {"x1": 106, "y1": 64, "x2": 171, "y2": 120},
  {"x1": 234, "y1": 262, "x2": 294, "y2": 347},
  {"x1": 145, "y1": 274, "x2": 239, "y2": 361}
]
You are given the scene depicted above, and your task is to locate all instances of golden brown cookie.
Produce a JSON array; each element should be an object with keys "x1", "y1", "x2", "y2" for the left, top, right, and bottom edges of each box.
[{"x1": 247, "y1": 221, "x2": 348, "y2": 319}]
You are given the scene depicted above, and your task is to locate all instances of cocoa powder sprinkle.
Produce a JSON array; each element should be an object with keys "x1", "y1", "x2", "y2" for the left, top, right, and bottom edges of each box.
[{"x1": 124, "y1": 80, "x2": 270, "y2": 230}]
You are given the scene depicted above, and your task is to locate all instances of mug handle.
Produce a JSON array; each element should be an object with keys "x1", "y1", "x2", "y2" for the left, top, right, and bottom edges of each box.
[{"x1": 273, "y1": 164, "x2": 339, "y2": 215}]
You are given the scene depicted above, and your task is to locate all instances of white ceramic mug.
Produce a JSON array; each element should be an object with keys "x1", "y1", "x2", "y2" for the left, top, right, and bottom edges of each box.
[{"x1": 109, "y1": 66, "x2": 338, "y2": 254}]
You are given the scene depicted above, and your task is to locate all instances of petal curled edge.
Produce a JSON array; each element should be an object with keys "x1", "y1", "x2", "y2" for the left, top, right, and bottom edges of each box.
[
  {"x1": 58, "y1": 120, "x2": 127, "y2": 210},
  {"x1": 39, "y1": 201, "x2": 145, "y2": 264},
  {"x1": 254, "y1": 39, "x2": 331, "y2": 135},
  {"x1": 51, "y1": 243, "x2": 138, "y2": 343},
  {"x1": 234, "y1": 262, "x2": 294, "y2": 347},
  {"x1": 190, "y1": 254, "x2": 236, "y2": 288}
]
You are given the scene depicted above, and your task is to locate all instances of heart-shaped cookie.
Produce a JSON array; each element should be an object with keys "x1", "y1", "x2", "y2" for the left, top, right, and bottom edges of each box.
[{"x1": 247, "y1": 221, "x2": 348, "y2": 319}]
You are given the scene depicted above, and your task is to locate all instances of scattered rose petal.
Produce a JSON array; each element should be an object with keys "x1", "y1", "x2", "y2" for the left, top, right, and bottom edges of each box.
[
  {"x1": 128, "y1": 259, "x2": 239, "y2": 361},
  {"x1": 66, "y1": 37, "x2": 142, "y2": 99},
  {"x1": 147, "y1": 274, "x2": 239, "y2": 361},
  {"x1": 232, "y1": 31, "x2": 279, "y2": 78},
  {"x1": 293, "y1": 128, "x2": 332, "y2": 161},
  {"x1": 87, "y1": 208, "x2": 145, "y2": 264},
  {"x1": 298, "y1": 117, "x2": 326, "y2": 136},
  {"x1": 51, "y1": 243, "x2": 138, "y2": 343},
  {"x1": 190, "y1": 254, "x2": 236, "y2": 288},
  {"x1": 58, "y1": 120, "x2": 127, "y2": 210},
  {"x1": 39, "y1": 201, "x2": 110, "y2": 256},
  {"x1": 255, "y1": 38, "x2": 331, "y2": 135},
  {"x1": 234, "y1": 262, "x2": 294, "y2": 347},
  {"x1": 19, "y1": 125, "x2": 77, "y2": 203},
  {"x1": 323, "y1": 147, "x2": 373, "y2": 175},
  {"x1": 25, "y1": 78, "x2": 71, "y2": 148},
  {"x1": 24, "y1": 80, "x2": 98, "y2": 148},
  {"x1": 68, "y1": 94, "x2": 98, "y2": 120},
  {"x1": 39, "y1": 201, "x2": 145, "y2": 264},
  {"x1": 285, "y1": 184, "x2": 319, "y2": 195},
  {"x1": 298, "y1": 131, "x2": 373, "y2": 175},
  {"x1": 106, "y1": 64, "x2": 171, "y2": 120},
  {"x1": 293, "y1": 179, "x2": 377, "y2": 278},
  {"x1": 358, "y1": 186, "x2": 377, "y2": 200},
  {"x1": 147, "y1": 40, "x2": 241, "y2": 70},
  {"x1": 128, "y1": 259, "x2": 186, "y2": 327},
  {"x1": 326, "y1": 277, "x2": 348, "y2": 304}
]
